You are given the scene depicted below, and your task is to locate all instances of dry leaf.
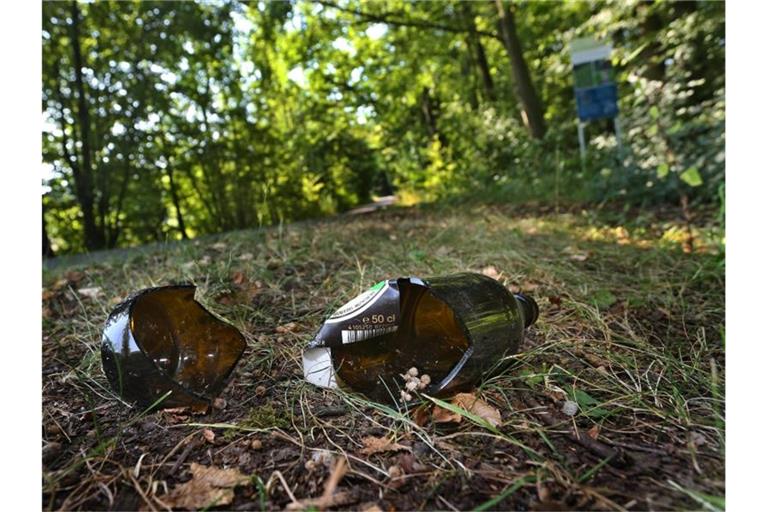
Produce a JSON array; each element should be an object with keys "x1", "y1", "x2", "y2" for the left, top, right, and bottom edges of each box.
[
  {"x1": 359, "y1": 435, "x2": 409, "y2": 455},
  {"x1": 211, "y1": 242, "x2": 227, "y2": 251},
  {"x1": 548, "y1": 296, "x2": 563, "y2": 306},
  {"x1": 165, "y1": 483, "x2": 233, "y2": 510},
  {"x1": 65, "y1": 270, "x2": 85, "y2": 283},
  {"x1": 411, "y1": 405, "x2": 431, "y2": 427},
  {"x1": 163, "y1": 463, "x2": 249, "y2": 510},
  {"x1": 481, "y1": 265, "x2": 502, "y2": 280},
  {"x1": 453, "y1": 393, "x2": 502, "y2": 427},
  {"x1": 565, "y1": 246, "x2": 590, "y2": 262},
  {"x1": 432, "y1": 404, "x2": 462, "y2": 424},
  {"x1": 77, "y1": 287, "x2": 102, "y2": 299},
  {"x1": 275, "y1": 322, "x2": 297, "y2": 334},
  {"x1": 238, "y1": 252, "x2": 254, "y2": 261},
  {"x1": 202, "y1": 429, "x2": 216, "y2": 444},
  {"x1": 232, "y1": 271, "x2": 247, "y2": 286},
  {"x1": 189, "y1": 463, "x2": 249, "y2": 487},
  {"x1": 587, "y1": 424, "x2": 600, "y2": 440}
]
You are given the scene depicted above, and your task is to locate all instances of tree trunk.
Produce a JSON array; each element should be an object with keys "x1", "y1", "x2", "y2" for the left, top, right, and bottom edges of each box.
[
  {"x1": 494, "y1": 0, "x2": 546, "y2": 139},
  {"x1": 462, "y1": 3, "x2": 495, "y2": 102},
  {"x1": 473, "y1": 36, "x2": 496, "y2": 102},
  {"x1": 70, "y1": 1, "x2": 105, "y2": 250},
  {"x1": 164, "y1": 159, "x2": 190, "y2": 240},
  {"x1": 43, "y1": 206, "x2": 55, "y2": 258},
  {"x1": 460, "y1": 47, "x2": 480, "y2": 110}
]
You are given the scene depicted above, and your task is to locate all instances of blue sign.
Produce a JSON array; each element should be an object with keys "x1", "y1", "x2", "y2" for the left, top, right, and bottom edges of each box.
[{"x1": 575, "y1": 84, "x2": 618, "y2": 121}]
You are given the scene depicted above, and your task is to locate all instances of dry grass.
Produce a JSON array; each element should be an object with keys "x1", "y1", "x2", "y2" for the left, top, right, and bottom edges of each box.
[{"x1": 42, "y1": 203, "x2": 724, "y2": 511}]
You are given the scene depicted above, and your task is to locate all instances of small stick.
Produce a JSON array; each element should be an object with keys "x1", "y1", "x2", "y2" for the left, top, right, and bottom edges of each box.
[{"x1": 168, "y1": 438, "x2": 199, "y2": 475}]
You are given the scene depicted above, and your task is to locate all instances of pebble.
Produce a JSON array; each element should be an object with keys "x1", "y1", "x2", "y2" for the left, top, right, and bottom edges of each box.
[{"x1": 561, "y1": 400, "x2": 579, "y2": 416}]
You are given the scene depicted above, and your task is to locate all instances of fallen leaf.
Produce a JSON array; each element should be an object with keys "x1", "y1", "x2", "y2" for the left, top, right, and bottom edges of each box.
[
  {"x1": 210, "y1": 242, "x2": 228, "y2": 251},
  {"x1": 163, "y1": 463, "x2": 249, "y2": 510},
  {"x1": 387, "y1": 464, "x2": 405, "y2": 489},
  {"x1": 52, "y1": 278, "x2": 69, "y2": 291},
  {"x1": 397, "y1": 452, "x2": 428, "y2": 473},
  {"x1": 65, "y1": 270, "x2": 85, "y2": 283},
  {"x1": 275, "y1": 322, "x2": 297, "y2": 334},
  {"x1": 548, "y1": 296, "x2": 562, "y2": 306},
  {"x1": 481, "y1": 265, "x2": 502, "y2": 280},
  {"x1": 202, "y1": 429, "x2": 216, "y2": 444},
  {"x1": 189, "y1": 463, "x2": 249, "y2": 487},
  {"x1": 232, "y1": 271, "x2": 247, "y2": 286},
  {"x1": 431, "y1": 404, "x2": 462, "y2": 424},
  {"x1": 410, "y1": 405, "x2": 431, "y2": 427},
  {"x1": 453, "y1": 393, "x2": 502, "y2": 427},
  {"x1": 212, "y1": 398, "x2": 227, "y2": 410},
  {"x1": 586, "y1": 424, "x2": 600, "y2": 440},
  {"x1": 238, "y1": 252, "x2": 254, "y2": 261},
  {"x1": 359, "y1": 435, "x2": 409, "y2": 455},
  {"x1": 564, "y1": 246, "x2": 590, "y2": 262},
  {"x1": 77, "y1": 287, "x2": 102, "y2": 299}
]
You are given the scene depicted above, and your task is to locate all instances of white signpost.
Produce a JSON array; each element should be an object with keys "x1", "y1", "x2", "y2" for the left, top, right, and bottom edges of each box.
[{"x1": 569, "y1": 37, "x2": 622, "y2": 161}]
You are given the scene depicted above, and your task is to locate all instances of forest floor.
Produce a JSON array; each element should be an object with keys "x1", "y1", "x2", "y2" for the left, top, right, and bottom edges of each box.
[{"x1": 42, "y1": 202, "x2": 724, "y2": 511}]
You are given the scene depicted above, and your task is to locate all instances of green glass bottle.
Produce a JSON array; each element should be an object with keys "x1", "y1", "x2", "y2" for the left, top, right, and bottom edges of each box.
[{"x1": 303, "y1": 273, "x2": 538, "y2": 403}]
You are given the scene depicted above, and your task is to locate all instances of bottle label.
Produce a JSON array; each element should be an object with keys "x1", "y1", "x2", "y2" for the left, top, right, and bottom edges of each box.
[
  {"x1": 302, "y1": 278, "x2": 430, "y2": 389},
  {"x1": 327, "y1": 280, "x2": 388, "y2": 323},
  {"x1": 308, "y1": 279, "x2": 401, "y2": 350}
]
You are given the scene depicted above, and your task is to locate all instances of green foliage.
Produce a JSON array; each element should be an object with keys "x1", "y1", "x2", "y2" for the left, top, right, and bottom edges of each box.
[{"x1": 42, "y1": 0, "x2": 725, "y2": 254}]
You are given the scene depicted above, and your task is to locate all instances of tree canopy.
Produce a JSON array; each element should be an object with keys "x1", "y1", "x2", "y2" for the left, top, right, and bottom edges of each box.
[{"x1": 42, "y1": 0, "x2": 725, "y2": 255}]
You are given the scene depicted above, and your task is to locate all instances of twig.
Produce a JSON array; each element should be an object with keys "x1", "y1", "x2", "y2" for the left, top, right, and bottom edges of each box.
[{"x1": 168, "y1": 438, "x2": 200, "y2": 475}]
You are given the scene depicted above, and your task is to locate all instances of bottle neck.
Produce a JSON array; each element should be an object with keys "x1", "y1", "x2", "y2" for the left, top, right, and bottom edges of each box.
[{"x1": 514, "y1": 293, "x2": 539, "y2": 328}]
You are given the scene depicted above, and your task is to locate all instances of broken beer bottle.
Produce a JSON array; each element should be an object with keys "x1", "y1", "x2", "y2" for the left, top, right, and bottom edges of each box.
[
  {"x1": 101, "y1": 285, "x2": 246, "y2": 411},
  {"x1": 303, "y1": 273, "x2": 538, "y2": 403}
]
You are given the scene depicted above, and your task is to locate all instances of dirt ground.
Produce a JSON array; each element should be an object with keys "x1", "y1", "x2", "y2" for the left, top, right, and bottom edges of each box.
[{"x1": 42, "y1": 203, "x2": 724, "y2": 511}]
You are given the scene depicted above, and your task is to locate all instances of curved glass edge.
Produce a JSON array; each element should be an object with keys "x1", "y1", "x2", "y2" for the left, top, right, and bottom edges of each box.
[{"x1": 100, "y1": 285, "x2": 246, "y2": 410}]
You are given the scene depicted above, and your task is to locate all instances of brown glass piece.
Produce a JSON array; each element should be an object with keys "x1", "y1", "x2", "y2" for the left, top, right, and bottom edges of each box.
[
  {"x1": 330, "y1": 273, "x2": 538, "y2": 404},
  {"x1": 101, "y1": 285, "x2": 246, "y2": 411},
  {"x1": 333, "y1": 283, "x2": 470, "y2": 402}
]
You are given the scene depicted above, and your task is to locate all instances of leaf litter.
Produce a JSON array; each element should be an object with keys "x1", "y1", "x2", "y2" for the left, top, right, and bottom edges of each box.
[{"x1": 162, "y1": 463, "x2": 250, "y2": 509}]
